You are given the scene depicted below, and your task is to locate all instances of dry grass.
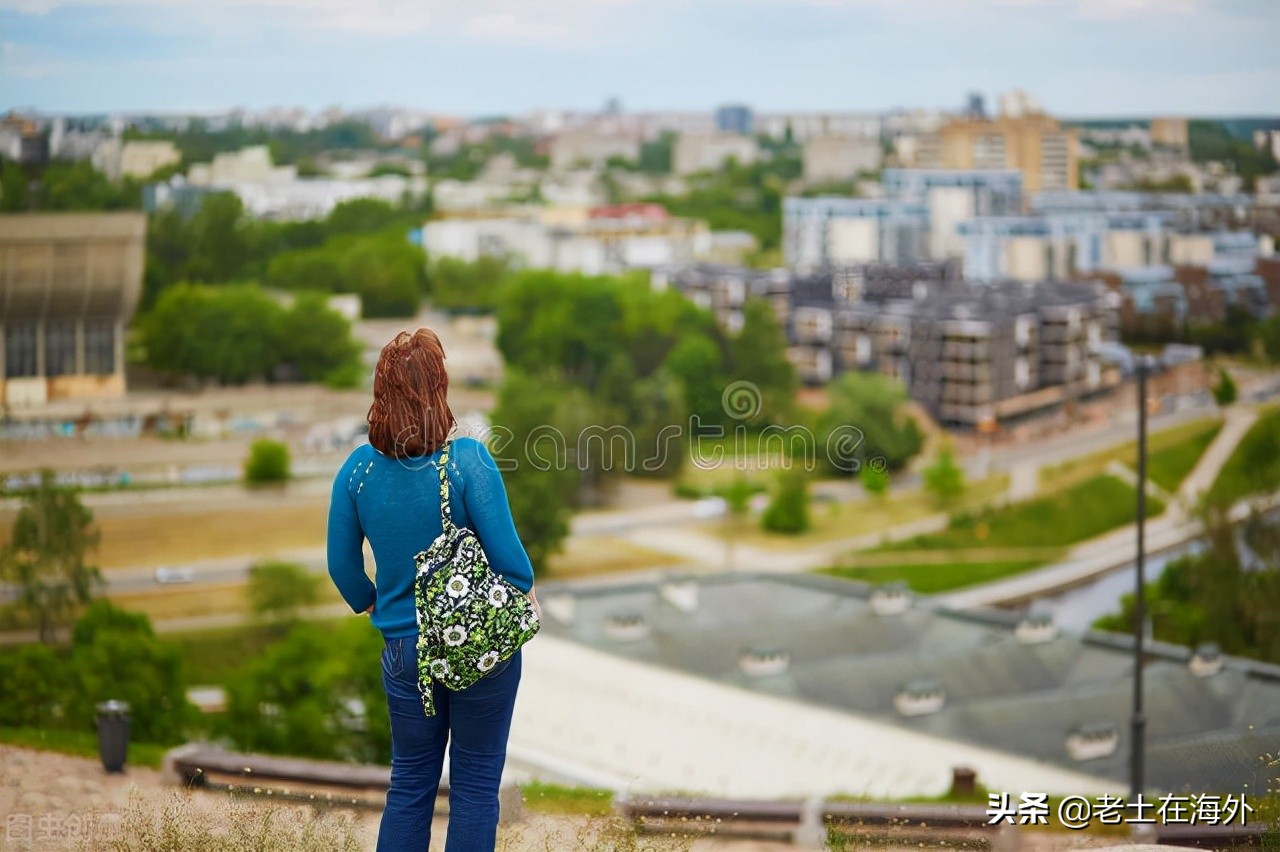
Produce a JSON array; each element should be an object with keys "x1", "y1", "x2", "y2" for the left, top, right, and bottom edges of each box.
[
  {"x1": 106, "y1": 581, "x2": 344, "y2": 622},
  {"x1": 546, "y1": 536, "x2": 688, "y2": 578},
  {"x1": 92, "y1": 787, "x2": 364, "y2": 852},
  {"x1": 92, "y1": 503, "x2": 326, "y2": 570}
]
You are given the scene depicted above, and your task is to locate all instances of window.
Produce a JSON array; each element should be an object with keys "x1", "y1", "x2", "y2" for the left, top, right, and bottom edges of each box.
[
  {"x1": 45, "y1": 321, "x2": 78, "y2": 377},
  {"x1": 5, "y1": 323, "x2": 39, "y2": 378},
  {"x1": 84, "y1": 320, "x2": 116, "y2": 375}
]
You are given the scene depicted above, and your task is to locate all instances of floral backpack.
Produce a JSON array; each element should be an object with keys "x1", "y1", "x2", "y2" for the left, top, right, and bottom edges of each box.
[{"x1": 412, "y1": 441, "x2": 540, "y2": 716}]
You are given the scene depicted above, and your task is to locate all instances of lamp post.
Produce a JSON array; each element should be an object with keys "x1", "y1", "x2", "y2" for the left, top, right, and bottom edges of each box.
[{"x1": 1130, "y1": 356, "x2": 1150, "y2": 802}]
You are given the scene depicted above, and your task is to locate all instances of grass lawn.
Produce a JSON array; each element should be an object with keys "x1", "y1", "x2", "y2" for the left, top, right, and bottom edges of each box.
[
  {"x1": 546, "y1": 536, "x2": 688, "y2": 578},
  {"x1": 1208, "y1": 406, "x2": 1280, "y2": 508},
  {"x1": 673, "y1": 434, "x2": 794, "y2": 494},
  {"x1": 707, "y1": 473, "x2": 1010, "y2": 551},
  {"x1": 0, "y1": 725, "x2": 172, "y2": 769},
  {"x1": 106, "y1": 577, "x2": 346, "y2": 624},
  {"x1": 1040, "y1": 417, "x2": 1222, "y2": 493},
  {"x1": 167, "y1": 621, "x2": 315, "y2": 684},
  {"x1": 821, "y1": 559, "x2": 1045, "y2": 594},
  {"x1": 880, "y1": 475, "x2": 1158, "y2": 553},
  {"x1": 519, "y1": 781, "x2": 614, "y2": 816}
]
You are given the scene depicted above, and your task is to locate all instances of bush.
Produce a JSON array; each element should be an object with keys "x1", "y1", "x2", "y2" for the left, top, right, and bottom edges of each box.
[
  {"x1": 245, "y1": 439, "x2": 291, "y2": 484},
  {"x1": 248, "y1": 561, "x2": 321, "y2": 624},
  {"x1": 761, "y1": 468, "x2": 810, "y2": 534}
]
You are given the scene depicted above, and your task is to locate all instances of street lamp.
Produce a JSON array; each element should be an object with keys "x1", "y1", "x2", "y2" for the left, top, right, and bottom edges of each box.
[{"x1": 1130, "y1": 355, "x2": 1151, "y2": 802}]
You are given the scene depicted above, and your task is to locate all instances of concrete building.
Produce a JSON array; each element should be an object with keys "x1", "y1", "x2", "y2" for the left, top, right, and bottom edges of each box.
[
  {"x1": 188, "y1": 145, "x2": 292, "y2": 186},
  {"x1": 802, "y1": 135, "x2": 882, "y2": 184},
  {"x1": 1149, "y1": 117, "x2": 1189, "y2": 150},
  {"x1": 91, "y1": 139, "x2": 181, "y2": 182},
  {"x1": 423, "y1": 204, "x2": 711, "y2": 276},
  {"x1": 756, "y1": 112, "x2": 882, "y2": 143},
  {"x1": 935, "y1": 101, "x2": 1078, "y2": 193},
  {"x1": 673, "y1": 132, "x2": 759, "y2": 175},
  {"x1": 714, "y1": 105, "x2": 753, "y2": 136},
  {"x1": 521, "y1": 572, "x2": 1278, "y2": 796},
  {"x1": 548, "y1": 125, "x2": 640, "y2": 172},
  {"x1": 783, "y1": 197, "x2": 929, "y2": 270},
  {"x1": 883, "y1": 169, "x2": 1023, "y2": 260},
  {"x1": 0, "y1": 212, "x2": 146, "y2": 406}
]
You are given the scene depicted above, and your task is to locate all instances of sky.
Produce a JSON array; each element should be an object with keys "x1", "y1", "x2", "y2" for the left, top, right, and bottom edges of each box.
[{"x1": 1, "y1": 0, "x2": 1278, "y2": 118}]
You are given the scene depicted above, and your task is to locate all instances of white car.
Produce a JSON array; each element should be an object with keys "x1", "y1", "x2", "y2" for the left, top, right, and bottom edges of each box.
[{"x1": 154, "y1": 567, "x2": 195, "y2": 584}]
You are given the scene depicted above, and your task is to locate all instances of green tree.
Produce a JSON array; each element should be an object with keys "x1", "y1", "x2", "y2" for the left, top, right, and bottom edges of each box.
[
  {"x1": 727, "y1": 298, "x2": 797, "y2": 424},
  {"x1": 819, "y1": 372, "x2": 923, "y2": 476},
  {"x1": 923, "y1": 444, "x2": 966, "y2": 508},
  {"x1": 276, "y1": 293, "x2": 363, "y2": 383},
  {"x1": 429, "y1": 255, "x2": 510, "y2": 313},
  {"x1": 140, "y1": 283, "x2": 285, "y2": 384},
  {"x1": 861, "y1": 465, "x2": 890, "y2": 500},
  {"x1": 1212, "y1": 366, "x2": 1238, "y2": 407},
  {"x1": 245, "y1": 439, "x2": 291, "y2": 484},
  {"x1": 0, "y1": 643, "x2": 68, "y2": 727},
  {"x1": 761, "y1": 468, "x2": 810, "y2": 534},
  {"x1": 1259, "y1": 315, "x2": 1280, "y2": 365},
  {"x1": 184, "y1": 193, "x2": 252, "y2": 282},
  {"x1": 488, "y1": 372, "x2": 585, "y2": 572},
  {"x1": 66, "y1": 601, "x2": 193, "y2": 743},
  {"x1": 220, "y1": 619, "x2": 388, "y2": 762},
  {"x1": 1, "y1": 160, "x2": 30, "y2": 211},
  {"x1": 0, "y1": 471, "x2": 102, "y2": 642},
  {"x1": 664, "y1": 333, "x2": 726, "y2": 429},
  {"x1": 324, "y1": 198, "x2": 402, "y2": 237},
  {"x1": 247, "y1": 561, "x2": 322, "y2": 625}
]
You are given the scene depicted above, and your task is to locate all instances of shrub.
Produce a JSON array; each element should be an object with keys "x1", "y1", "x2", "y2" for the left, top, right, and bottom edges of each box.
[
  {"x1": 244, "y1": 439, "x2": 291, "y2": 484},
  {"x1": 761, "y1": 468, "x2": 810, "y2": 534}
]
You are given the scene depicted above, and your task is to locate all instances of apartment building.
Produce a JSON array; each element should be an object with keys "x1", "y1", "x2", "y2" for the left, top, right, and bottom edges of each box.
[
  {"x1": 90, "y1": 138, "x2": 181, "y2": 181},
  {"x1": 883, "y1": 169, "x2": 1024, "y2": 260},
  {"x1": 1149, "y1": 117, "x2": 1189, "y2": 150},
  {"x1": 756, "y1": 112, "x2": 882, "y2": 143},
  {"x1": 672, "y1": 132, "x2": 759, "y2": 175},
  {"x1": 424, "y1": 204, "x2": 711, "y2": 276},
  {"x1": 548, "y1": 125, "x2": 641, "y2": 172},
  {"x1": 931, "y1": 105, "x2": 1078, "y2": 193},
  {"x1": 802, "y1": 135, "x2": 882, "y2": 184},
  {"x1": 783, "y1": 197, "x2": 930, "y2": 270}
]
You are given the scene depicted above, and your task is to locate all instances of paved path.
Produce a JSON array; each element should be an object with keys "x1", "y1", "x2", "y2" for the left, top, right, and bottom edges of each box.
[{"x1": 1177, "y1": 405, "x2": 1257, "y2": 504}]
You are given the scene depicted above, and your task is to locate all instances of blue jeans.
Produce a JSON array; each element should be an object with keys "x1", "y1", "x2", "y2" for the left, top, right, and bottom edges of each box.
[{"x1": 377, "y1": 635, "x2": 522, "y2": 852}]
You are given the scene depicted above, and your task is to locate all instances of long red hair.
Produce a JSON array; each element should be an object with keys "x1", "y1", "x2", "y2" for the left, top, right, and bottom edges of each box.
[{"x1": 367, "y1": 328, "x2": 456, "y2": 458}]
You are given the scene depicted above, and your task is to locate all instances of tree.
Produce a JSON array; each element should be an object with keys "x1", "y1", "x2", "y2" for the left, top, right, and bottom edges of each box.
[
  {"x1": 0, "y1": 471, "x2": 102, "y2": 642},
  {"x1": 429, "y1": 255, "x2": 510, "y2": 313},
  {"x1": 728, "y1": 298, "x2": 797, "y2": 424},
  {"x1": 66, "y1": 601, "x2": 194, "y2": 743},
  {"x1": 248, "y1": 561, "x2": 322, "y2": 625},
  {"x1": 276, "y1": 293, "x2": 363, "y2": 383},
  {"x1": 220, "y1": 619, "x2": 389, "y2": 762},
  {"x1": 324, "y1": 198, "x2": 402, "y2": 237},
  {"x1": 0, "y1": 642, "x2": 68, "y2": 727},
  {"x1": 663, "y1": 333, "x2": 726, "y2": 429},
  {"x1": 1259, "y1": 315, "x2": 1280, "y2": 365},
  {"x1": 819, "y1": 372, "x2": 924, "y2": 476},
  {"x1": 1212, "y1": 366, "x2": 1238, "y2": 407},
  {"x1": 245, "y1": 439, "x2": 291, "y2": 484},
  {"x1": 761, "y1": 468, "x2": 810, "y2": 534},
  {"x1": 861, "y1": 465, "x2": 890, "y2": 500},
  {"x1": 923, "y1": 445, "x2": 966, "y2": 508},
  {"x1": 1, "y1": 160, "x2": 30, "y2": 211}
]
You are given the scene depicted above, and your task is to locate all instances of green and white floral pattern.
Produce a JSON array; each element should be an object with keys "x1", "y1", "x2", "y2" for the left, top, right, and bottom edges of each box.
[{"x1": 412, "y1": 443, "x2": 540, "y2": 716}]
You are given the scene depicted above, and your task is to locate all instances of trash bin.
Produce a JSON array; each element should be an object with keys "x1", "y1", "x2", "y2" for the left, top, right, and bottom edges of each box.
[{"x1": 95, "y1": 700, "x2": 131, "y2": 773}]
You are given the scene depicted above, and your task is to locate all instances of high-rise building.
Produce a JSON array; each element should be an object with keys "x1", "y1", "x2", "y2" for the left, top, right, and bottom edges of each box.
[
  {"x1": 1149, "y1": 117, "x2": 1189, "y2": 150},
  {"x1": 714, "y1": 105, "x2": 753, "y2": 136},
  {"x1": 934, "y1": 95, "x2": 1078, "y2": 193}
]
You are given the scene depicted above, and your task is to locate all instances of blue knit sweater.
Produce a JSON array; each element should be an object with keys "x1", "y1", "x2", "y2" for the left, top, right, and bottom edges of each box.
[{"x1": 326, "y1": 436, "x2": 535, "y2": 640}]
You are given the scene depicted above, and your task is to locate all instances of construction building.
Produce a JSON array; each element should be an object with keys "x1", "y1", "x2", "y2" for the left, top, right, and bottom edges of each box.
[{"x1": 0, "y1": 212, "x2": 146, "y2": 407}]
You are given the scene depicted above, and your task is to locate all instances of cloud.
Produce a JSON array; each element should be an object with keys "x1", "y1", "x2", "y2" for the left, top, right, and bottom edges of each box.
[{"x1": 463, "y1": 13, "x2": 575, "y2": 44}]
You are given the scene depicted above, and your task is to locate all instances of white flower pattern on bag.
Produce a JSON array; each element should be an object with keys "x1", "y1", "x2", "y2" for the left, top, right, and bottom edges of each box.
[{"x1": 411, "y1": 442, "x2": 540, "y2": 716}]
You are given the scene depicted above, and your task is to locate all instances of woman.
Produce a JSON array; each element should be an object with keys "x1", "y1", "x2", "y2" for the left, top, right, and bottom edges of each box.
[{"x1": 327, "y1": 327, "x2": 537, "y2": 851}]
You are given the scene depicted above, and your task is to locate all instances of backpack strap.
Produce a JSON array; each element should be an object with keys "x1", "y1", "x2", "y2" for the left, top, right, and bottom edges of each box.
[{"x1": 438, "y1": 443, "x2": 455, "y2": 531}]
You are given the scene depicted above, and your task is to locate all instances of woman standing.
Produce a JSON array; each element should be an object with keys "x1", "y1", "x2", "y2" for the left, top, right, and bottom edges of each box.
[{"x1": 327, "y1": 328, "x2": 537, "y2": 851}]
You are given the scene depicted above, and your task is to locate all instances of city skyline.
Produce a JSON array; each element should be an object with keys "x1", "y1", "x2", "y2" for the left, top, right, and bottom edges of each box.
[{"x1": 2, "y1": 0, "x2": 1279, "y2": 117}]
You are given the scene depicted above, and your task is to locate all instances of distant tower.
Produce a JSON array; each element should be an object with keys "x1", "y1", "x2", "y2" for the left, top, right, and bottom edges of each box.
[
  {"x1": 715, "y1": 104, "x2": 754, "y2": 135},
  {"x1": 965, "y1": 92, "x2": 986, "y2": 120},
  {"x1": 603, "y1": 97, "x2": 623, "y2": 116}
]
